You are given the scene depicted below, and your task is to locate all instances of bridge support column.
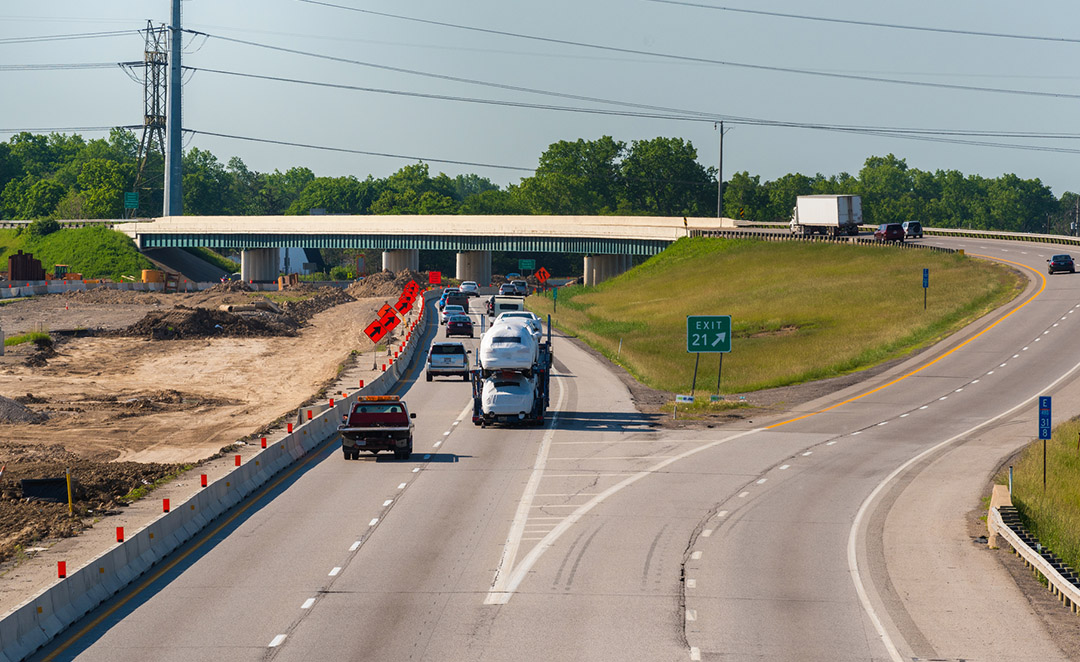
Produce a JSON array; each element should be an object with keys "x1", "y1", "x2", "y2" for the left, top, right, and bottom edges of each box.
[
  {"x1": 382, "y1": 249, "x2": 418, "y2": 273},
  {"x1": 455, "y1": 250, "x2": 491, "y2": 285},
  {"x1": 583, "y1": 254, "x2": 628, "y2": 286},
  {"x1": 240, "y1": 248, "x2": 280, "y2": 282}
]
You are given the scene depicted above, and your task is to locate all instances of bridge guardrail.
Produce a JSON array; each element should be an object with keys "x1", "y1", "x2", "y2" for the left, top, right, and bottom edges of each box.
[{"x1": 990, "y1": 505, "x2": 1080, "y2": 614}]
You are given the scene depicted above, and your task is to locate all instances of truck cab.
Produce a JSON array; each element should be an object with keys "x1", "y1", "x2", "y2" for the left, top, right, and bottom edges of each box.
[{"x1": 338, "y1": 396, "x2": 415, "y2": 460}]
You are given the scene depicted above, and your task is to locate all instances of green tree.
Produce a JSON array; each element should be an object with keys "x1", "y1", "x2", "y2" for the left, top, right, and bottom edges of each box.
[
  {"x1": 459, "y1": 188, "x2": 528, "y2": 214},
  {"x1": 723, "y1": 171, "x2": 767, "y2": 220},
  {"x1": 764, "y1": 172, "x2": 814, "y2": 221},
  {"x1": 520, "y1": 136, "x2": 625, "y2": 214},
  {"x1": 262, "y1": 167, "x2": 316, "y2": 215},
  {"x1": 76, "y1": 158, "x2": 126, "y2": 218},
  {"x1": 182, "y1": 147, "x2": 229, "y2": 215},
  {"x1": 858, "y1": 154, "x2": 914, "y2": 225},
  {"x1": 620, "y1": 137, "x2": 713, "y2": 216}
]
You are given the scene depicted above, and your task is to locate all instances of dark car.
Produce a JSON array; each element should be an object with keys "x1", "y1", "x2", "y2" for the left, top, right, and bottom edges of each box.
[
  {"x1": 446, "y1": 314, "x2": 474, "y2": 338},
  {"x1": 901, "y1": 221, "x2": 923, "y2": 238},
  {"x1": 485, "y1": 295, "x2": 496, "y2": 315},
  {"x1": 874, "y1": 223, "x2": 905, "y2": 242},
  {"x1": 1048, "y1": 254, "x2": 1075, "y2": 274}
]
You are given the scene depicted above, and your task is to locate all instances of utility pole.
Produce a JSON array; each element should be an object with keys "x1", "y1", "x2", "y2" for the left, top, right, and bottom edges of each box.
[
  {"x1": 132, "y1": 21, "x2": 168, "y2": 219},
  {"x1": 715, "y1": 121, "x2": 723, "y2": 217},
  {"x1": 163, "y1": 0, "x2": 183, "y2": 217}
]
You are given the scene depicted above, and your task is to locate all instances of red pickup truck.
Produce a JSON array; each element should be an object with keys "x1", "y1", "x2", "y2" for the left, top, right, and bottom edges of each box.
[{"x1": 338, "y1": 396, "x2": 415, "y2": 460}]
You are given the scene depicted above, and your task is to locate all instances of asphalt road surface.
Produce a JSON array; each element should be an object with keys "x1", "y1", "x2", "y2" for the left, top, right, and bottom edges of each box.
[{"x1": 33, "y1": 237, "x2": 1080, "y2": 661}]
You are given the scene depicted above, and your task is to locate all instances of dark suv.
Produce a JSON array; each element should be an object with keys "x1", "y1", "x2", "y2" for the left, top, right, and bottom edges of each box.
[
  {"x1": 1048, "y1": 254, "x2": 1075, "y2": 274},
  {"x1": 874, "y1": 223, "x2": 905, "y2": 242}
]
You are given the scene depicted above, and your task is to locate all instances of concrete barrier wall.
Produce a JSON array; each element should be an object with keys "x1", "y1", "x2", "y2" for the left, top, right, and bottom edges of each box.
[{"x1": 0, "y1": 292, "x2": 433, "y2": 661}]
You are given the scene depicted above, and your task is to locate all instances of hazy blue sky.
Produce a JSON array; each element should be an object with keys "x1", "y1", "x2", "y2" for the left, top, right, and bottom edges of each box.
[{"x1": 4, "y1": 1, "x2": 1079, "y2": 196}]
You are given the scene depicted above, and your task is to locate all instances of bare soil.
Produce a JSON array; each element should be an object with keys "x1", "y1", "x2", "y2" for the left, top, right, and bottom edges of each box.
[{"x1": 0, "y1": 280, "x2": 403, "y2": 563}]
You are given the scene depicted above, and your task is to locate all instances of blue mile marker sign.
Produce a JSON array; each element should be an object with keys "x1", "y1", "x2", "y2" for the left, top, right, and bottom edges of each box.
[{"x1": 1039, "y1": 396, "x2": 1052, "y2": 440}]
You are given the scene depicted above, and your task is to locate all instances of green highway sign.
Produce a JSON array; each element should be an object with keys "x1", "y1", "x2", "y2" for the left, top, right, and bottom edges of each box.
[
  {"x1": 123, "y1": 192, "x2": 139, "y2": 209},
  {"x1": 518, "y1": 258, "x2": 536, "y2": 271},
  {"x1": 687, "y1": 315, "x2": 731, "y2": 353}
]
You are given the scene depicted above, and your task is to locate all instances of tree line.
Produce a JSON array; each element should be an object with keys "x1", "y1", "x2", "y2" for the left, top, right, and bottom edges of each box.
[{"x1": 0, "y1": 130, "x2": 1075, "y2": 235}]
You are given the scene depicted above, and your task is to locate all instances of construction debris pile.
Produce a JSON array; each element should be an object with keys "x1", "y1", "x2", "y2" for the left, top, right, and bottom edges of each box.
[
  {"x1": 118, "y1": 306, "x2": 300, "y2": 340},
  {"x1": 0, "y1": 395, "x2": 48, "y2": 424},
  {"x1": 346, "y1": 270, "x2": 428, "y2": 298}
]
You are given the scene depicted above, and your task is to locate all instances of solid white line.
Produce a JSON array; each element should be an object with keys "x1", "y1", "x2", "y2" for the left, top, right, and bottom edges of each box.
[
  {"x1": 269, "y1": 634, "x2": 287, "y2": 648},
  {"x1": 329, "y1": 567, "x2": 341, "y2": 576},
  {"x1": 382, "y1": 499, "x2": 393, "y2": 507},
  {"x1": 848, "y1": 352, "x2": 1080, "y2": 662},
  {"x1": 368, "y1": 518, "x2": 379, "y2": 526},
  {"x1": 349, "y1": 541, "x2": 361, "y2": 551},
  {"x1": 301, "y1": 598, "x2": 315, "y2": 609},
  {"x1": 485, "y1": 368, "x2": 566, "y2": 605}
]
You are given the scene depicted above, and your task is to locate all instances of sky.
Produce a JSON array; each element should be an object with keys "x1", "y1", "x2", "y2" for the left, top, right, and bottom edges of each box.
[{"x1": 3, "y1": 1, "x2": 1080, "y2": 196}]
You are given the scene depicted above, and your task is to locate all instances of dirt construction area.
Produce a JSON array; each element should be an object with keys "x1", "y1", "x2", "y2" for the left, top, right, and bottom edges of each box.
[{"x1": 0, "y1": 270, "x2": 426, "y2": 566}]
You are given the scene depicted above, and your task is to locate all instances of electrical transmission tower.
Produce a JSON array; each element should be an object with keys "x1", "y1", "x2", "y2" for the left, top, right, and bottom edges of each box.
[{"x1": 131, "y1": 20, "x2": 168, "y2": 219}]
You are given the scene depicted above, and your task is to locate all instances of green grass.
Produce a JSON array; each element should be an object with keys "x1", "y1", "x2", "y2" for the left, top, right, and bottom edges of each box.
[
  {"x1": 998, "y1": 419, "x2": 1080, "y2": 573},
  {"x1": 119, "y1": 464, "x2": 194, "y2": 503},
  {"x1": 0, "y1": 226, "x2": 154, "y2": 281},
  {"x1": 183, "y1": 247, "x2": 239, "y2": 273},
  {"x1": 528, "y1": 237, "x2": 1023, "y2": 394},
  {"x1": 3, "y1": 331, "x2": 50, "y2": 347}
]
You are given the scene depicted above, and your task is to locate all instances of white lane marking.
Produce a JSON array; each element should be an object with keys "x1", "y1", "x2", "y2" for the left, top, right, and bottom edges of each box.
[
  {"x1": 535, "y1": 493, "x2": 600, "y2": 497},
  {"x1": 1000, "y1": 363, "x2": 1007, "y2": 367},
  {"x1": 412, "y1": 467, "x2": 420, "y2": 473},
  {"x1": 737, "y1": 491, "x2": 750, "y2": 498},
  {"x1": 702, "y1": 529, "x2": 713, "y2": 537},
  {"x1": 802, "y1": 451, "x2": 812, "y2": 456},
  {"x1": 1035, "y1": 338, "x2": 1041, "y2": 342},
  {"x1": 938, "y1": 396, "x2": 948, "y2": 401},
  {"x1": 919, "y1": 405, "x2": 929, "y2": 409},
  {"x1": 1012, "y1": 354, "x2": 1019, "y2": 359},
  {"x1": 780, "y1": 464, "x2": 790, "y2": 470},
  {"x1": 848, "y1": 352, "x2": 1080, "y2": 662},
  {"x1": 443, "y1": 431, "x2": 451, "y2": 436},
  {"x1": 301, "y1": 598, "x2": 315, "y2": 609},
  {"x1": 541, "y1": 472, "x2": 636, "y2": 477},
  {"x1": 549, "y1": 456, "x2": 676, "y2": 460},
  {"x1": 553, "y1": 439, "x2": 705, "y2": 444},
  {"x1": 1054, "y1": 323, "x2": 1059, "y2": 327},
  {"x1": 686, "y1": 609, "x2": 697, "y2": 622},
  {"x1": 987, "y1": 371, "x2": 994, "y2": 375},
  {"x1": 690, "y1": 647, "x2": 702, "y2": 661},
  {"x1": 972, "y1": 379, "x2": 980, "y2": 383},
  {"x1": 530, "y1": 504, "x2": 583, "y2": 509},
  {"x1": 397, "y1": 482, "x2": 407, "y2": 489},
  {"x1": 852, "y1": 431, "x2": 862, "y2": 435},
  {"x1": 349, "y1": 541, "x2": 361, "y2": 551},
  {"x1": 756, "y1": 478, "x2": 767, "y2": 485},
  {"x1": 452, "y1": 421, "x2": 460, "y2": 426},
  {"x1": 433, "y1": 441, "x2": 442, "y2": 448},
  {"x1": 691, "y1": 551, "x2": 703, "y2": 560},
  {"x1": 368, "y1": 518, "x2": 379, "y2": 526},
  {"x1": 900, "y1": 414, "x2": 909, "y2": 418},
  {"x1": 717, "y1": 510, "x2": 729, "y2": 518},
  {"x1": 269, "y1": 635, "x2": 287, "y2": 648},
  {"x1": 955, "y1": 388, "x2": 964, "y2": 392},
  {"x1": 687, "y1": 578, "x2": 697, "y2": 588},
  {"x1": 382, "y1": 499, "x2": 393, "y2": 507},
  {"x1": 1044, "y1": 330, "x2": 1051, "y2": 335},
  {"x1": 877, "y1": 421, "x2": 889, "y2": 426},
  {"x1": 1023, "y1": 347, "x2": 1029, "y2": 351},
  {"x1": 329, "y1": 567, "x2": 341, "y2": 576},
  {"x1": 486, "y1": 370, "x2": 567, "y2": 605}
]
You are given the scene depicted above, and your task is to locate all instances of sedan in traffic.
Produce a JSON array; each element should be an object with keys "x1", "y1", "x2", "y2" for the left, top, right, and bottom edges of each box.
[
  {"x1": 446, "y1": 314, "x2": 474, "y2": 337},
  {"x1": 440, "y1": 304, "x2": 466, "y2": 324},
  {"x1": 1048, "y1": 254, "x2": 1075, "y2": 274}
]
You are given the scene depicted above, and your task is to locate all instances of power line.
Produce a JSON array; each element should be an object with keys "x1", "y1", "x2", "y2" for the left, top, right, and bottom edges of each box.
[
  {"x1": 292, "y1": 1, "x2": 1080, "y2": 101},
  {"x1": 186, "y1": 129, "x2": 537, "y2": 172},
  {"x1": 0, "y1": 126, "x2": 138, "y2": 134},
  {"x1": 187, "y1": 65, "x2": 1080, "y2": 144},
  {"x1": 0, "y1": 63, "x2": 120, "y2": 71},
  {"x1": 0, "y1": 29, "x2": 138, "y2": 45},
  {"x1": 645, "y1": 1, "x2": 1080, "y2": 45}
]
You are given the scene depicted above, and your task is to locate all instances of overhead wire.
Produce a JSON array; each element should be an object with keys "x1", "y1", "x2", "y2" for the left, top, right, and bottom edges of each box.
[
  {"x1": 0, "y1": 63, "x2": 121, "y2": 71},
  {"x1": 292, "y1": 1, "x2": 1080, "y2": 101},
  {"x1": 0, "y1": 29, "x2": 139, "y2": 45},
  {"x1": 645, "y1": 1, "x2": 1080, "y2": 45}
]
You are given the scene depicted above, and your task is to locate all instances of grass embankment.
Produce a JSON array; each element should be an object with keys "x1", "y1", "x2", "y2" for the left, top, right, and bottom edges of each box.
[
  {"x1": 997, "y1": 420, "x2": 1080, "y2": 573},
  {"x1": 183, "y1": 247, "x2": 239, "y2": 273},
  {"x1": 528, "y1": 237, "x2": 1023, "y2": 395},
  {"x1": 0, "y1": 226, "x2": 154, "y2": 280},
  {"x1": 3, "y1": 331, "x2": 50, "y2": 347}
]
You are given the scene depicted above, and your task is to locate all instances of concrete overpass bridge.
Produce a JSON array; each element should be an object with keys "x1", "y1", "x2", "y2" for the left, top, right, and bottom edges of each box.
[{"x1": 122, "y1": 215, "x2": 734, "y2": 285}]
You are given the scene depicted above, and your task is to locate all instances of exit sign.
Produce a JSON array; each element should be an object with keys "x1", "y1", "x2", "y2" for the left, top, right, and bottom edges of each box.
[{"x1": 687, "y1": 315, "x2": 731, "y2": 353}]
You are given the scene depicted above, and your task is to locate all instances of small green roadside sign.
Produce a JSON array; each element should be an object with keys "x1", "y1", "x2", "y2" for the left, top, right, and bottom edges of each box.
[
  {"x1": 687, "y1": 315, "x2": 731, "y2": 353},
  {"x1": 124, "y1": 192, "x2": 139, "y2": 209},
  {"x1": 518, "y1": 258, "x2": 536, "y2": 271}
]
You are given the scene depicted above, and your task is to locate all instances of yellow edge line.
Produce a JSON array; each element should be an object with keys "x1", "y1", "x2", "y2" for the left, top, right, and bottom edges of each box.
[
  {"x1": 766, "y1": 254, "x2": 1046, "y2": 429},
  {"x1": 42, "y1": 437, "x2": 337, "y2": 661}
]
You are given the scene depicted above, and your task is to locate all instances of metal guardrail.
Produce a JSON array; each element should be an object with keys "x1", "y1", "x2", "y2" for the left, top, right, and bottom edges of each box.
[
  {"x1": 990, "y1": 506, "x2": 1080, "y2": 614},
  {"x1": 691, "y1": 228, "x2": 961, "y2": 254}
]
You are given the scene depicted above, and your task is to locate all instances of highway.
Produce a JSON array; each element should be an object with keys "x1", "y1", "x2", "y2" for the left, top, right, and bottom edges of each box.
[{"x1": 34, "y1": 237, "x2": 1080, "y2": 661}]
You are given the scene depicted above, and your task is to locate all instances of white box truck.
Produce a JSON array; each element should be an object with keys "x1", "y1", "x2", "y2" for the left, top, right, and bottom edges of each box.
[{"x1": 789, "y1": 195, "x2": 862, "y2": 236}]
